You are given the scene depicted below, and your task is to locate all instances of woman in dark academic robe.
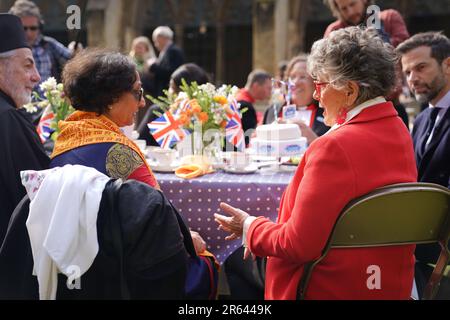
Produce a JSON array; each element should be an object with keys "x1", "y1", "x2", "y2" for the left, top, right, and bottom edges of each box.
[{"x1": 49, "y1": 50, "x2": 217, "y2": 299}]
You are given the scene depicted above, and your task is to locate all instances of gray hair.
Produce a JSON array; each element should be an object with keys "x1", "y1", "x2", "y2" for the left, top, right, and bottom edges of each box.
[
  {"x1": 152, "y1": 26, "x2": 174, "y2": 41},
  {"x1": 397, "y1": 32, "x2": 450, "y2": 65},
  {"x1": 245, "y1": 69, "x2": 272, "y2": 89},
  {"x1": 8, "y1": 0, "x2": 42, "y2": 20},
  {"x1": 308, "y1": 26, "x2": 398, "y2": 106},
  {"x1": 0, "y1": 50, "x2": 18, "y2": 69}
]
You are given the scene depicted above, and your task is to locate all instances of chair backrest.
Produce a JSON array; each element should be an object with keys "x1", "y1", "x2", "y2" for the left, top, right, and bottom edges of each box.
[{"x1": 297, "y1": 183, "x2": 450, "y2": 300}]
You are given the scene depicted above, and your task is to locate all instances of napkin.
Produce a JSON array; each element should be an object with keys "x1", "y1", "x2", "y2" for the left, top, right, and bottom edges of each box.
[{"x1": 175, "y1": 155, "x2": 214, "y2": 179}]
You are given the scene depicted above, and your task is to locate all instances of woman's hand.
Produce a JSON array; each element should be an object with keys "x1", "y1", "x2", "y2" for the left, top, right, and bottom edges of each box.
[
  {"x1": 190, "y1": 230, "x2": 207, "y2": 254},
  {"x1": 214, "y1": 203, "x2": 249, "y2": 241}
]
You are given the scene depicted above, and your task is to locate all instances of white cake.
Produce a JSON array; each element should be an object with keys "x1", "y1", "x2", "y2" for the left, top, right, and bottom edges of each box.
[{"x1": 252, "y1": 124, "x2": 307, "y2": 156}]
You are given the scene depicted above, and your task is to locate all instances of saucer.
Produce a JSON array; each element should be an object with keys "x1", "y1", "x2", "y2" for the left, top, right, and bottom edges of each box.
[
  {"x1": 223, "y1": 164, "x2": 259, "y2": 174},
  {"x1": 147, "y1": 160, "x2": 180, "y2": 173}
]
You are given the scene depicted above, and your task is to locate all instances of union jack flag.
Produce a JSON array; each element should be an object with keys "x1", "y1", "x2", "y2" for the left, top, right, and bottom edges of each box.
[
  {"x1": 175, "y1": 99, "x2": 193, "y2": 115},
  {"x1": 147, "y1": 111, "x2": 190, "y2": 149},
  {"x1": 226, "y1": 98, "x2": 245, "y2": 151},
  {"x1": 36, "y1": 109, "x2": 55, "y2": 143}
]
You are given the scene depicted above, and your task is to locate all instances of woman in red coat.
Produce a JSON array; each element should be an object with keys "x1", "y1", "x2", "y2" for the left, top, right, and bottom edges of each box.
[{"x1": 215, "y1": 27, "x2": 418, "y2": 300}]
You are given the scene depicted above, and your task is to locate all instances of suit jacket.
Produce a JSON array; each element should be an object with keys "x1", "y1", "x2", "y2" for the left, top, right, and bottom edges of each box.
[
  {"x1": 150, "y1": 43, "x2": 185, "y2": 97},
  {"x1": 412, "y1": 107, "x2": 450, "y2": 188},
  {"x1": 0, "y1": 90, "x2": 50, "y2": 243},
  {"x1": 247, "y1": 101, "x2": 417, "y2": 300}
]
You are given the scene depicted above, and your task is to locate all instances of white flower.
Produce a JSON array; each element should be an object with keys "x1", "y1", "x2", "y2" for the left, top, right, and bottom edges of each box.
[
  {"x1": 50, "y1": 90, "x2": 61, "y2": 97},
  {"x1": 23, "y1": 103, "x2": 37, "y2": 113},
  {"x1": 199, "y1": 83, "x2": 216, "y2": 97},
  {"x1": 177, "y1": 92, "x2": 189, "y2": 101},
  {"x1": 38, "y1": 100, "x2": 50, "y2": 109},
  {"x1": 39, "y1": 77, "x2": 57, "y2": 92},
  {"x1": 230, "y1": 86, "x2": 239, "y2": 96},
  {"x1": 57, "y1": 83, "x2": 64, "y2": 91}
]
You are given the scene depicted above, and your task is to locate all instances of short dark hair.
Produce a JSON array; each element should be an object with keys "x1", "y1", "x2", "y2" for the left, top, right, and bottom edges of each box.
[
  {"x1": 397, "y1": 32, "x2": 450, "y2": 65},
  {"x1": 171, "y1": 63, "x2": 210, "y2": 90},
  {"x1": 62, "y1": 49, "x2": 137, "y2": 114},
  {"x1": 245, "y1": 69, "x2": 272, "y2": 89}
]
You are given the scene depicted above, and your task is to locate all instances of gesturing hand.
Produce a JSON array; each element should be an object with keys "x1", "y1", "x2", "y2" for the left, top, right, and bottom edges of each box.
[{"x1": 214, "y1": 203, "x2": 249, "y2": 241}]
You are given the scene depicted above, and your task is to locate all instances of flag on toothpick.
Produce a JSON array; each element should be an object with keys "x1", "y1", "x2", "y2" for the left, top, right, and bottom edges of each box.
[
  {"x1": 147, "y1": 111, "x2": 189, "y2": 149},
  {"x1": 226, "y1": 99, "x2": 245, "y2": 151},
  {"x1": 36, "y1": 107, "x2": 55, "y2": 143}
]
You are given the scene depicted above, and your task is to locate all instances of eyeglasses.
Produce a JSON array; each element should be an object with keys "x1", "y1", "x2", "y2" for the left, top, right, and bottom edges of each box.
[
  {"x1": 313, "y1": 81, "x2": 331, "y2": 96},
  {"x1": 131, "y1": 88, "x2": 144, "y2": 101},
  {"x1": 23, "y1": 26, "x2": 39, "y2": 31}
]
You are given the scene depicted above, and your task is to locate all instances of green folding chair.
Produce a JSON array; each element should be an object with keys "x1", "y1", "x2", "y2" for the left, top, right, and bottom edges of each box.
[{"x1": 297, "y1": 183, "x2": 450, "y2": 300}]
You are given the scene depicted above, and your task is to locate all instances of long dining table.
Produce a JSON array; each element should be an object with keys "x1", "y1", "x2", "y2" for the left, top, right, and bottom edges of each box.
[{"x1": 154, "y1": 168, "x2": 295, "y2": 264}]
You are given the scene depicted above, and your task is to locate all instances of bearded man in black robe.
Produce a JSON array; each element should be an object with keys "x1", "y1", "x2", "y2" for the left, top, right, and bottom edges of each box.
[{"x1": 0, "y1": 14, "x2": 49, "y2": 242}]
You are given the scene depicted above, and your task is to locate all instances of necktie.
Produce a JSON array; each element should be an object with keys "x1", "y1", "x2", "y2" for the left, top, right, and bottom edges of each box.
[{"x1": 421, "y1": 107, "x2": 440, "y2": 154}]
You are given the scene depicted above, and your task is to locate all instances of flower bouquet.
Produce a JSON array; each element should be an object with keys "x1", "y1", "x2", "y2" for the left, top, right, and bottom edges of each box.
[
  {"x1": 24, "y1": 77, "x2": 75, "y2": 142},
  {"x1": 147, "y1": 80, "x2": 245, "y2": 157}
]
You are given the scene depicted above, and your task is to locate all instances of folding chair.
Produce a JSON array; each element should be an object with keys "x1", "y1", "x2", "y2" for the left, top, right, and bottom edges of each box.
[{"x1": 297, "y1": 183, "x2": 450, "y2": 300}]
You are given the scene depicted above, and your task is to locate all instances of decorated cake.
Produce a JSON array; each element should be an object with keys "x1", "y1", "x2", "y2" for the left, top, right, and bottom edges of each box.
[{"x1": 252, "y1": 124, "x2": 307, "y2": 156}]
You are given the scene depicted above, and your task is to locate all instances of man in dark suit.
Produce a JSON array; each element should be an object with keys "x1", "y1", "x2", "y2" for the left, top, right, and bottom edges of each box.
[
  {"x1": 397, "y1": 32, "x2": 450, "y2": 297},
  {"x1": 149, "y1": 26, "x2": 185, "y2": 97},
  {"x1": 0, "y1": 14, "x2": 50, "y2": 243}
]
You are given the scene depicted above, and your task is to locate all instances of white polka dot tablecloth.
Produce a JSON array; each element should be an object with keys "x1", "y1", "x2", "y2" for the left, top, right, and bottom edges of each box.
[{"x1": 155, "y1": 170, "x2": 295, "y2": 264}]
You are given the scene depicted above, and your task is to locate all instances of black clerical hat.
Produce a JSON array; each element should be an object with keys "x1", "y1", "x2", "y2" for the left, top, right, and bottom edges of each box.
[{"x1": 0, "y1": 13, "x2": 29, "y2": 53}]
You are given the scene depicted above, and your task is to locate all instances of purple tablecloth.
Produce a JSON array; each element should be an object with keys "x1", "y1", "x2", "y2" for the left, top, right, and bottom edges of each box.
[{"x1": 155, "y1": 170, "x2": 295, "y2": 264}]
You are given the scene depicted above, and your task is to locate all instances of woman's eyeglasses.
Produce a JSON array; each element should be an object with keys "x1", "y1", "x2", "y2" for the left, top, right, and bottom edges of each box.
[
  {"x1": 23, "y1": 26, "x2": 39, "y2": 31},
  {"x1": 313, "y1": 81, "x2": 331, "y2": 96},
  {"x1": 132, "y1": 88, "x2": 144, "y2": 101}
]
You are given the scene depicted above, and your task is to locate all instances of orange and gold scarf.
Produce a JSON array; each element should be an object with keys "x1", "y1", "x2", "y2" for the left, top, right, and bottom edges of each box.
[{"x1": 51, "y1": 111, "x2": 158, "y2": 188}]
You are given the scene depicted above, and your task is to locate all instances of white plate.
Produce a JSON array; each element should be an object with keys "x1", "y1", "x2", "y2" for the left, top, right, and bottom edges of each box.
[
  {"x1": 147, "y1": 160, "x2": 180, "y2": 173},
  {"x1": 223, "y1": 164, "x2": 259, "y2": 174}
]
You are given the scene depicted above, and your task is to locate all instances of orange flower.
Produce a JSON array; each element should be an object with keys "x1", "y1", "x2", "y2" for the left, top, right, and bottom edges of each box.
[
  {"x1": 198, "y1": 112, "x2": 209, "y2": 124},
  {"x1": 214, "y1": 96, "x2": 228, "y2": 105},
  {"x1": 190, "y1": 99, "x2": 202, "y2": 114},
  {"x1": 179, "y1": 113, "x2": 190, "y2": 126},
  {"x1": 220, "y1": 120, "x2": 228, "y2": 128}
]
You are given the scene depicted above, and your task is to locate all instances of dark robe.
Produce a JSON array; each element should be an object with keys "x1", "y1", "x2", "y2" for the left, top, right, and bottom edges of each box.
[
  {"x1": 0, "y1": 90, "x2": 50, "y2": 243},
  {"x1": 0, "y1": 179, "x2": 193, "y2": 299}
]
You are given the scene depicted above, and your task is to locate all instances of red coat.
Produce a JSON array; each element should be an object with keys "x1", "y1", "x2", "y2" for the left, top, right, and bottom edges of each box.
[
  {"x1": 324, "y1": 9, "x2": 410, "y2": 48},
  {"x1": 247, "y1": 102, "x2": 418, "y2": 300}
]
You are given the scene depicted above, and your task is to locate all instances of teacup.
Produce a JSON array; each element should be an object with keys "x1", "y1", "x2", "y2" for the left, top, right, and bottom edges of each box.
[
  {"x1": 134, "y1": 139, "x2": 147, "y2": 152},
  {"x1": 227, "y1": 152, "x2": 251, "y2": 170},
  {"x1": 148, "y1": 148, "x2": 177, "y2": 165}
]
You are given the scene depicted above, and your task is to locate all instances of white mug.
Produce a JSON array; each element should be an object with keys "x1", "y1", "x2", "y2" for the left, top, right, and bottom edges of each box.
[
  {"x1": 228, "y1": 152, "x2": 251, "y2": 170},
  {"x1": 149, "y1": 148, "x2": 177, "y2": 165}
]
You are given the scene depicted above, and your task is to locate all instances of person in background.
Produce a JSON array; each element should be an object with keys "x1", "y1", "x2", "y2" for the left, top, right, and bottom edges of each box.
[
  {"x1": 216, "y1": 27, "x2": 417, "y2": 300},
  {"x1": 137, "y1": 63, "x2": 210, "y2": 146},
  {"x1": 323, "y1": 0, "x2": 409, "y2": 48},
  {"x1": 149, "y1": 26, "x2": 185, "y2": 98},
  {"x1": 9, "y1": 0, "x2": 72, "y2": 87},
  {"x1": 237, "y1": 70, "x2": 272, "y2": 146},
  {"x1": 129, "y1": 36, "x2": 157, "y2": 127},
  {"x1": 50, "y1": 49, "x2": 208, "y2": 255},
  {"x1": 397, "y1": 32, "x2": 450, "y2": 297},
  {"x1": 263, "y1": 55, "x2": 330, "y2": 145},
  {"x1": 0, "y1": 14, "x2": 49, "y2": 243}
]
